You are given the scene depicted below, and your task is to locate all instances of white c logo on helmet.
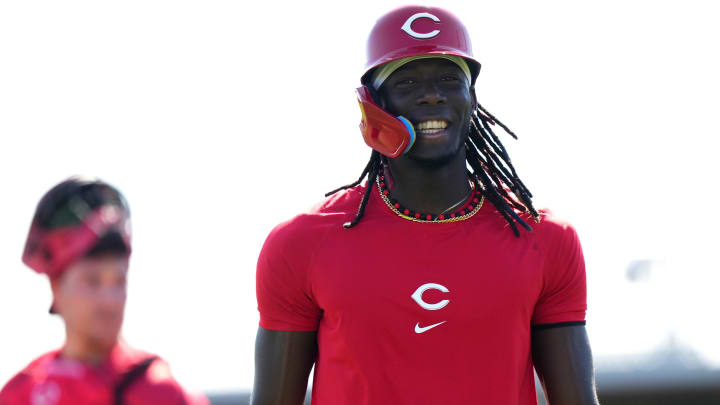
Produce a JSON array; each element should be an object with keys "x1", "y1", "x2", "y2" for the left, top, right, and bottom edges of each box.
[
  {"x1": 411, "y1": 283, "x2": 450, "y2": 310},
  {"x1": 401, "y1": 12, "x2": 441, "y2": 39}
]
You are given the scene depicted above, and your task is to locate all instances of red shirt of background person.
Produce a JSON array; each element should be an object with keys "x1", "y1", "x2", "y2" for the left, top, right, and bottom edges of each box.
[
  {"x1": 0, "y1": 177, "x2": 209, "y2": 405},
  {"x1": 252, "y1": 5, "x2": 600, "y2": 405}
]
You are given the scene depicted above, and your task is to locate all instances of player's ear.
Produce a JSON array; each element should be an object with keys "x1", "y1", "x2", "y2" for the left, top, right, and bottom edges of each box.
[{"x1": 470, "y1": 86, "x2": 477, "y2": 110}]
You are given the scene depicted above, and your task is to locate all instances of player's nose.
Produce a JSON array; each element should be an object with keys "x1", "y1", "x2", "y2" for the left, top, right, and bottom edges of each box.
[{"x1": 416, "y1": 81, "x2": 446, "y2": 105}]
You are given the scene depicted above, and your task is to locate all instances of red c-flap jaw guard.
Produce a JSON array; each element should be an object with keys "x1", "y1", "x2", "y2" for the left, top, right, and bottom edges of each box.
[{"x1": 356, "y1": 86, "x2": 416, "y2": 158}]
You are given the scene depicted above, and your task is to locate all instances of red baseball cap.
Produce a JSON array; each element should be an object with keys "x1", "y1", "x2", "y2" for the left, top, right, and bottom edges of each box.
[{"x1": 22, "y1": 177, "x2": 132, "y2": 281}]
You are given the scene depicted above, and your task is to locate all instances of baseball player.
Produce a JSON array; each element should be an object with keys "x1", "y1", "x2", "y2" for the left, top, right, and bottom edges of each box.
[
  {"x1": 252, "y1": 5, "x2": 599, "y2": 405},
  {"x1": 0, "y1": 177, "x2": 209, "y2": 405}
]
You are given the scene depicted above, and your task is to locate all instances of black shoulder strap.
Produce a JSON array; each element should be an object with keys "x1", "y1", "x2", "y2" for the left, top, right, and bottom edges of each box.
[{"x1": 113, "y1": 356, "x2": 158, "y2": 405}]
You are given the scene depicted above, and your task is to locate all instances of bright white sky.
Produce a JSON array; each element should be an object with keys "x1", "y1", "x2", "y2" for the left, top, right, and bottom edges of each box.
[{"x1": 1, "y1": 0, "x2": 719, "y2": 394}]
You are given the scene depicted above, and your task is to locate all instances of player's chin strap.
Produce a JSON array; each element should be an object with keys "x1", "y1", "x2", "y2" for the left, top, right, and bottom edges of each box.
[{"x1": 114, "y1": 356, "x2": 157, "y2": 405}]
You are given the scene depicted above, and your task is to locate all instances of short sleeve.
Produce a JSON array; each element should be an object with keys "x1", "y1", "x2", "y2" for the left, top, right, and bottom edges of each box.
[
  {"x1": 256, "y1": 219, "x2": 323, "y2": 331},
  {"x1": 0, "y1": 373, "x2": 31, "y2": 405},
  {"x1": 531, "y1": 220, "x2": 587, "y2": 327}
]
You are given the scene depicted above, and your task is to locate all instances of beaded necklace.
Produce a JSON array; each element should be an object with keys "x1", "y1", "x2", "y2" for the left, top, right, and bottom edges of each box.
[{"x1": 376, "y1": 170, "x2": 485, "y2": 223}]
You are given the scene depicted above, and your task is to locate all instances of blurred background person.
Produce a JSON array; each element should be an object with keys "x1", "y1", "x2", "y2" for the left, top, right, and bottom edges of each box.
[{"x1": 0, "y1": 177, "x2": 209, "y2": 405}]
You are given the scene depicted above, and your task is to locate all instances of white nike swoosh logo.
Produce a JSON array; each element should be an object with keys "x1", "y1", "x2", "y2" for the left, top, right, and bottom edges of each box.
[{"x1": 414, "y1": 321, "x2": 446, "y2": 334}]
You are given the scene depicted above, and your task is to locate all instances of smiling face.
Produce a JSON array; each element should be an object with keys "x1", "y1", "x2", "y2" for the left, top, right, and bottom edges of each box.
[{"x1": 378, "y1": 58, "x2": 475, "y2": 164}]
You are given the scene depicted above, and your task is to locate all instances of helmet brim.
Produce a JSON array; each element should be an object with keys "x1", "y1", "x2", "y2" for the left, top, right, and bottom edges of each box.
[{"x1": 361, "y1": 47, "x2": 481, "y2": 86}]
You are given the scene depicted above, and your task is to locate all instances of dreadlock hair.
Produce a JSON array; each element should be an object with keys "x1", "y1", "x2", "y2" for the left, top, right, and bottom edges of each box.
[{"x1": 326, "y1": 101, "x2": 539, "y2": 237}]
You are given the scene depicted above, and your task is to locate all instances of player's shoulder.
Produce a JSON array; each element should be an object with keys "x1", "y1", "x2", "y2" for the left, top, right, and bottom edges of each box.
[
  {"x1": 265, "y1": 184, "x2": 364, "y2": 245},
  {"x1": 10, "y1": 349, "x2": 60, "y2": 376},
  {"x1": 312, "y1": 183, "x2": 365, "y2": 214},
  {"x1": 0, "y1": 350, "x2": 60, "y2": 399},
  {"x1": 534, "y1": 208, "x2": 577, "y2": 233},
  {"x1": 119, "y1": 344, "x2": 209, "y2": 405},
  {"x1": 523, "y1": 208, "x2": 582, "y2": 249},
  {"x1": 110, "y1": 340, "x2": 160, "y2": 371},
  {"x1": 0, "y1": 370, "x2": 32, "y2": 401},
  {"x1": 118, "y1": 343, "x2": 183, "y2": 398},
  {"x1": 114, "y1": 341, "x2": 172, "y2": 376}
]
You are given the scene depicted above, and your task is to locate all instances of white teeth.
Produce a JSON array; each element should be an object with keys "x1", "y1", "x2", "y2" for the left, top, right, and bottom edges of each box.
[{"x1": 417, "y1": 120, "x2": 449, "y2": 130}]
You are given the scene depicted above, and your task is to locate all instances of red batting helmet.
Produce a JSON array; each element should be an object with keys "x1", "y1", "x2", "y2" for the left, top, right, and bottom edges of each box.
[{"x1": 361, "y1": 5, "x2": 481, "y2": 85}]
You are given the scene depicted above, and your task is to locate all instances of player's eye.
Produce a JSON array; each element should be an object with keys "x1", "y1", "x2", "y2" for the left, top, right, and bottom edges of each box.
[{"x1": 393, "y1": 77, "x2": 417, "y2": 87}]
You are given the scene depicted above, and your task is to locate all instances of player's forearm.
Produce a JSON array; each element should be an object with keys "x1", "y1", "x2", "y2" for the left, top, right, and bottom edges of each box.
[
  {"x1": 251, "y1": 362, "x2": 309, "y2": 405},
  {"x1": 250, "y1": 389, "x2": 306, "y2": 405},
  {"x1": 537, "y1": 373, "x2": 599, "y2": 405},
  {"x1": 251, "y1": 328, "x2": 316, "y2": 405},
  {"x1": 251, "y1": 371, "x2": 308, "y2": 405},
  {"x1": 532, "y1": 326, "x2": 600, "y2": 405}
]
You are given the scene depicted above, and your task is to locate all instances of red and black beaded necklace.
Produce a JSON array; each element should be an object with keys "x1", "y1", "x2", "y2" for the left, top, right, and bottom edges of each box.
[{"x1": 376, "y1": 169, "x2": 485, "y2": 223}]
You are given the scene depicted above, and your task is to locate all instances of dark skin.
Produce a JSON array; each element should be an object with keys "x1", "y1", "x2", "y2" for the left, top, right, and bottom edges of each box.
[
  {"x1": 252, "y1": 329, "x2": 316, "y2": 405},
  {"x1": 378, "y1": 59, "x2": 475, "y2": 215},
  {"x1": 532, "y1": 326, "x2": 600, "y2": 405},
  {"x1": 252, "y1": 59, "x2": 599, "y2": 405}
]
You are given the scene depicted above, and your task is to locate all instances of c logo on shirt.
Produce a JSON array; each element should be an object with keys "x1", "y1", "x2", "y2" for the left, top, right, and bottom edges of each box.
[
  {"x1": 401, "y1": 12, "x2": 441, "y2": 39},
  {"x1": 411, "y1": 283, "x2": 450, "y2": 310}
]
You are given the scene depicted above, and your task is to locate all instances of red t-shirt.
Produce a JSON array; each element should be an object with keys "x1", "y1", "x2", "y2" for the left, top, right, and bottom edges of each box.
[
  {"x1": 256, "y1": 183, "x2": 587, "y2": 405},
  {"x1": 0, "y1": 341, "x2": 209, "y2": 405}
]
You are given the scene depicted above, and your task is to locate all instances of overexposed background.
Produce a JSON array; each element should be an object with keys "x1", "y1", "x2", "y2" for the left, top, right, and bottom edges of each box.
[{"x1": 1, "y1": 0, "x2": 719, "y2": 394}]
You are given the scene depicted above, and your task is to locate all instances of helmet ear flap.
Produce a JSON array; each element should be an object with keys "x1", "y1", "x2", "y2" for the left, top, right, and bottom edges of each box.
[{"x1": 366, "y1": 83, "x2": 385, "y2": 108}]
